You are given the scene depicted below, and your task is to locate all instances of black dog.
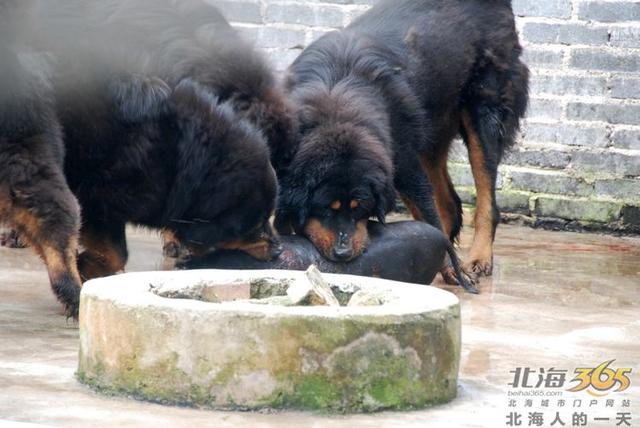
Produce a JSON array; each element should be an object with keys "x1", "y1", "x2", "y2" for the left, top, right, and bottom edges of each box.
[
  {"x1": 276, "y1": 0, "x2": 528, "y2": 285},
  {"x1": 0, "y1": 0, "x2": 293, "y2": 317}
]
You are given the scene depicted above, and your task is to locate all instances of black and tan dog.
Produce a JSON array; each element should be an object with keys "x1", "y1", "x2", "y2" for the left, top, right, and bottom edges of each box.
[
  {"x1": 0, "y1": 0, "x2": 295, "y2": 317},
  {"x1": 276, "y1": 0, "x2": 529, "y2": 285}
]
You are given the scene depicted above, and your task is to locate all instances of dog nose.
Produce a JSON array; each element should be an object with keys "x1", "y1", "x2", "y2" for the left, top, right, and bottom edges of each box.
[{"x1": 333, "y1": 245, "x2": 353, "y2": 261}]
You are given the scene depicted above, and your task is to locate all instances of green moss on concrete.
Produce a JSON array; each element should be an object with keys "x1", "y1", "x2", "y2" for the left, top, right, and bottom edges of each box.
[
  {"x1": 497, "y1": 190, "x2": 532, "y2": 214},
  {"x1": 326, "y1": 342, "x2": 424, "y2": 411},
  {"x1": 78, "y1": 292, "x2": 460, "y2": 413},
  {"x1": 212, "y1": 362, "x2": 239, "y2": 386},
  {"x1": 249, "y1": 278, "x2": 291, "y2": 299},
  {"x1": 454, "y1": 186, "x2": 477, "y2": 205},
  {"x1": 274, "y1": 374, "x2": 342, "y2": 410},
  {"x1": 266, "y1": 331, "x2": 454, "y2": 413},
  {"x1": 535, "y1": 195, "x2": 622, "y2": 223},
  {"x1": 79, "y1": 350, "x2": 218, "y2": 407},
  {"x1": 263, "y1": 316, "x2": 459, "y2": 412}
]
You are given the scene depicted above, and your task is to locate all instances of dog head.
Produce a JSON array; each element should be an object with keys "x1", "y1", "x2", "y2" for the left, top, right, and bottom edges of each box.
[
  {"x1": 166, "y1": 79, "x2": 281, "y2": 261},
  {"x1": 275, "y1": 122, "x2": 396, "y2": 262},
  {"x1": 275, "y1": 80, "x2": 396, "y2": 262}
]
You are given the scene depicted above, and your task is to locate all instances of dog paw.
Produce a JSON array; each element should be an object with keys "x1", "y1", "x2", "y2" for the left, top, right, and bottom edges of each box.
[
  {"x1": 51, "y1": 273, "x2": 81, "y2": 321},
  {"x1": 65, "y1": 301, "x2": 80, "y2": 320},
  {"x1": 464, "y1": 258, "x2": 493, "y2": 278},
  {"x1": 0, "y1": 230, "x2": 28, "y2": 248}
]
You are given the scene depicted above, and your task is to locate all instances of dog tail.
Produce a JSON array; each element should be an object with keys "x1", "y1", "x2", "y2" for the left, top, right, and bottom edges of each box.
[{"x1": 446, "y1": 242, "x2": 479, "y2": 294}]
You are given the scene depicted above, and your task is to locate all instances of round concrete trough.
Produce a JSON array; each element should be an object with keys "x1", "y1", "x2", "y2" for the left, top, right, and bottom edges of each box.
[{"x1": 78, "y1": 269, "x2": 461, "y2": 412}]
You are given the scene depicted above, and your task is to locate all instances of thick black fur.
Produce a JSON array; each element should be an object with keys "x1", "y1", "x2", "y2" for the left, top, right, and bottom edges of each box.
[
  {"x1": 0, "y1": 0, "x2": 291, "y2": 317},
  {"x1": 276, "y1": 0, "x2": 528, "y2": 288}
]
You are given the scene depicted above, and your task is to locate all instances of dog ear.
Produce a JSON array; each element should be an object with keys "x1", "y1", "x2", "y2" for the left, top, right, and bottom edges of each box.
[
  {"x1": 372, "y1": 176, "x2": 397, "y2": 226},
  {"x1": 275, "y1": 174, "x2": 310, "y2": 236}
]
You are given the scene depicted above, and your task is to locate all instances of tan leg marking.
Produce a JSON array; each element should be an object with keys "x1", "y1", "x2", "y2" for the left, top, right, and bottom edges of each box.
[
  {"x1": 10, "y1": 207, "x2": 82, "y2": 292},
  {"x1": 420, "y1": 154, "x2": 456, "y2": 239},
  {"x1": 41, "y1": 239, "x2": 82, "y2": 287},
  {"x1": 462, "y1": 112, "x2": 494, "y2": 277}
]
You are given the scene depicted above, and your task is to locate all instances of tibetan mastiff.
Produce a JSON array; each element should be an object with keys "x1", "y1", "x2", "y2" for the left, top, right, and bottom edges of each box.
[
  {"x1": 0, "y1": 0, "x2": 295, "y2": 317},
  {"x1": 276, "y1": 0, "x2": 528, "y2": 285}
]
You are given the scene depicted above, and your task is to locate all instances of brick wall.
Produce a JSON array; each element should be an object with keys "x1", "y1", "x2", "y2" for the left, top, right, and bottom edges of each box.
[{"x1": 209, "y1": 0, "x2": 640, "y2": 234}]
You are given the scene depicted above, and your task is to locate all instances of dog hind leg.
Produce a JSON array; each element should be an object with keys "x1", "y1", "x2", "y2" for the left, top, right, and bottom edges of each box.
[
  {"x1": 396, "y1": 157, "x2": 475, "y2": 290},
  {"x1": 461, "y1": 110, "x2": 501, "y2": 278},
  {"x1": 461, "y1": 57, "x2": 528, "y2": 278},
  {"x1": 3, "y1": 170, "x2": 82, "y2": 318}
]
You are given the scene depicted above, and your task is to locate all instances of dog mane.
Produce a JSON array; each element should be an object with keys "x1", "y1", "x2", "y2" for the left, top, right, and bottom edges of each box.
[
  {"x1": 294, "y1": 80, "x2": 392, "y2": 152},
  {"x1": 288, "y1": 31, "x2": 405, "y2": 92}
]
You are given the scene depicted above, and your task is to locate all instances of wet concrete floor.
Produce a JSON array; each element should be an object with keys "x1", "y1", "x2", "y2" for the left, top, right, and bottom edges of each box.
[{"x1": 1, "y1": 221, "x2": 638, "y2": 427}]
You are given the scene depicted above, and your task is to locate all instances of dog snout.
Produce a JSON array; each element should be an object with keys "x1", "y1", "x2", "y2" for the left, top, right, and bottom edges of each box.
[
  {"x1": 333, "y1": 232, "x2": 354, "y2": 261},
  {"x1": 333, "y1": 245, "x2": 354, "y2": 261}
]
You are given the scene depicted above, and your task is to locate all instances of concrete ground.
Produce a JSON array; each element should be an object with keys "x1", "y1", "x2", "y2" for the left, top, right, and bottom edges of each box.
[{"x1": 1, "y1": 221, "x2": 638, "y2": 427}]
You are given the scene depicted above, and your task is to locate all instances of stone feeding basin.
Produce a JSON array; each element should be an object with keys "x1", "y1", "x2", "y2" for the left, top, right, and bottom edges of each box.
[{"x1": 78, "y1": 268, "x2": 461, "y2": 413}]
